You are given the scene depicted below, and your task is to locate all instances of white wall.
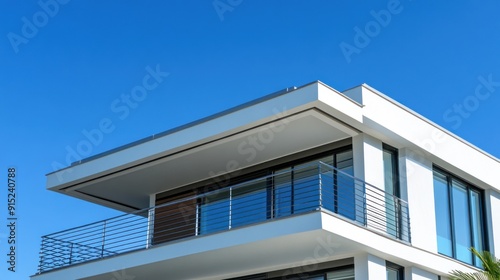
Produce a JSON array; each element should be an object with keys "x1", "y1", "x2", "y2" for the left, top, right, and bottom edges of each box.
[
  {"x1": 352, "y1": 134, "x2": 386, "y2": 227},
  {"x1": 352, "y1": 134, "x2": 384, "y2": 187},
  {"x1": 405, "y1": 266, "x2": 439, "y2": 280},
  {"x1": 354, "y1": 253, "x2": 386, "y2": 279},
  {"x1": 359, "y1": 85, "x2": 500, "y2": 193},
  {"x1": 399, "y1": 148, "x2": 438, "y2": 252},
  {"x1": 486, "y1": 189, "x2": 500, "y2": 256}
]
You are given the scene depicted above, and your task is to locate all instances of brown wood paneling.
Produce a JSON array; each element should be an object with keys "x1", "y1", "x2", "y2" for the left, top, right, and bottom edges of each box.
[{"x1": 153, "y1": 191, "x2": 197, "y2": 245}]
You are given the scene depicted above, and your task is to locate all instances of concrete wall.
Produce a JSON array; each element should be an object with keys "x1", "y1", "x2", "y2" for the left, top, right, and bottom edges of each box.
[
  {"x1": 486, "y1": 189, "x2": 500, "y2": 256},
  {"x1": 399, "y1": 148, "x2": 438, "y2": 252},
  {"x1": 354, "y1": 254, "x2": 386, "y2": 279},
  {"x1": 405, "y1": 266, "x2": 439, "y2": 280}
]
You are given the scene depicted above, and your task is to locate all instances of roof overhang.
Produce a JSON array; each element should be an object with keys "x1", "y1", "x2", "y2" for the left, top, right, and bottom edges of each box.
[
  {"x1": 46, "y1": 80, "x2": 500, "y2": 211},
  {"x1": 47, "y1": 82, "x2": 362, "y2": 211}
]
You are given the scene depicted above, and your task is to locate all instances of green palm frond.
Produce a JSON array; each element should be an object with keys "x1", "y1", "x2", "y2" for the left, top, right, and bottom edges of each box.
[
  {"x1": 470, "y1": 248, "x2": 500, "y2": 279},
  {"x1": 448, "y1": 248, "x2": 500, "y2": 280},
  {"x1": 449, "y1": 270, "x2": 490, "y2": 280}
]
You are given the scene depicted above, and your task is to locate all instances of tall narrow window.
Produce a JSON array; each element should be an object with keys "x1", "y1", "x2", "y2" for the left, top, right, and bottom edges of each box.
[
  {"x1": 231, "y1": 180, "x2": 268, "y2": 228},
  {"x1": 271, "y1": 147, "x2": 353, "y2": 220},
  {"x1": 200, "y1": 188, "x2": 230, "y2": 234},
  {"x1": 383, "y1": 145, "x2": 400, "y2": 238},
  {"x1": 293, "y1": 161, "x2": 322, "y2": 214},
  {"x1": 383, "y1": 145, "x2": 399, "y2": 197},
  {"x1": 335, "y1": 150, "x2": 355, "y2": 220},
  {"x1": 274, "y1": 167, "x2": 292, "y2": 217},
  {"x1": 433, "y1": 168, "x2": 486, "y2": 266},
  {"x1": 470, "y1": 189, "x2": 485, "y2": 266},
  {"x1": 452, "y1": 180, "x2": 472, "y2": 263},
  {"x1": 433, "y1": 171, "x2": 452, "y2": 256}
]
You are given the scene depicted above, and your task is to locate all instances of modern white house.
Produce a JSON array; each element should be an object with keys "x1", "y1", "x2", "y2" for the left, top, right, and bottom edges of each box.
[{"x1": 32, "y1": 81, "x2": 500, "y2": 279}]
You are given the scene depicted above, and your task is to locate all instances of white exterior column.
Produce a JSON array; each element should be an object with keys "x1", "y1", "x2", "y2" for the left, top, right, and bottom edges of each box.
[
  {"x1": 486, "y1": 189, "x2": 500, "y2": 256},
  {"x1": 354, "y1": 253, "x2": 386, "y2": 279},
  {"x1": 352, "y1": 134, "x2": 384, "y2": 186},
  {"x1": 405, "y1": 266, "x2": 439, "y2": 280},
  {"x1": 399, "y1": 148, "x2": 437, "y2": 252},
  {"x1": 352, "y1": 134, "x2": 386, "y2": 230}
]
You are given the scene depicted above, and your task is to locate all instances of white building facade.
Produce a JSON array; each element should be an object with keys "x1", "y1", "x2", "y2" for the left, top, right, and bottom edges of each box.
[{"x1": 32, "y1": 81, "x2": 500, "y2": 280}]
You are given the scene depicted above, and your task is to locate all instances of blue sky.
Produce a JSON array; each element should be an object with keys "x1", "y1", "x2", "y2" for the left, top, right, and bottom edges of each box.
[{"x1": 1, "y1": 1, "x2": 500, "y2": 279}]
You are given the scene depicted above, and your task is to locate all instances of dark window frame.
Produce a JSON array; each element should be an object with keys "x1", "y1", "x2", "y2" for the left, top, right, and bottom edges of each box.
[
  {"x1": 269, "y1": 264, "x2": 355, "y2": 280},
  {"x1": 267, "y1": 145, "x2": 353, "y2": 218},
  {"x1": 154, "y1": 145, "x2": 354, "y2": 242},
  {"x1": 433, "y1": 166, "x2": 488, "y2": 267},
  {"x1": 386, "y1": 261, "x2": 404, "y2": 280},
  {"x1": 224, "y1": 265, "x2": 355, "y2": 280},
  {"x1": 382, "y1": 144, "x2": 400, "y2": 198},
  {"x1": 383, "y1": 144, "x2": 403, "y2": 240}
]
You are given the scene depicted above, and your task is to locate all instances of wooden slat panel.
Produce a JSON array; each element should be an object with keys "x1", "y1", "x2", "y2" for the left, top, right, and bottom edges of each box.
[{"x1": 153, "y1": 191, "x2": 197, "y2": 244}]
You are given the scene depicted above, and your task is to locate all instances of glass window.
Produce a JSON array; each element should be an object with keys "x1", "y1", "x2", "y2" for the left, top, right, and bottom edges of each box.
[
  {"x1": 326, "y1": 267, "x2": 355, "y2": 280},
  {"x1": 274, "y1": 167, "x2": 292, "y2": 217},
  {"x1": 271, "y1": 149, "x2": 353, "y2": 218},
  {"x1": 335, "y1": 150, "x2": 355, "y2": 220},
  {"x1": 293, "y1": 161, "x2": 321, "y2": 213},
  {"x1": 200, "y1": 189, "x2": 230, "y2": 234},
  {"x1": 166, "y1": 146, "x2": 355, "y2": 242},
  {"x1": 231, "y1": 180, "x2": 268, "y2": 228},
  {"x1": 386, "y1": 261, "x2": 404, "y2": 280},
  {"x1": 383, "y1": 146, "x2": 399, "y2": 197},
  {"x1": 470, "y1": 190, "x2": 485, "y2": 266},
  {"x1": 383, "y1": 145, "x2": 400, "y2": 238},
  {"x1": 433, "y1": 172, "x2": 453, "y2": 256},
  {"x1": 452, "y1": 180, "x2": 472, "y2": 263},
  {"x1": 319, "y1": 159, "x2": 335, "y2": 212},
  {"x1": 433, "y1": 169, "x2": 486, "y2": 266},
  {"x1": 387, "y1": 269, "x2": 399, "y2": 280}
]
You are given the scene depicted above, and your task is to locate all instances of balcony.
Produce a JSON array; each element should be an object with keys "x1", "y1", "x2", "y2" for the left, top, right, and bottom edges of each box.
[{"x1": 36, "y1": 162, "x2": 410, "y2": 274}]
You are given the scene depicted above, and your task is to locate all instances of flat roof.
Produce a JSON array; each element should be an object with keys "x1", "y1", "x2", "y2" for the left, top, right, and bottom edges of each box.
[{"x1": 48, "y1": 80, "x2": 499, "y2": 175}]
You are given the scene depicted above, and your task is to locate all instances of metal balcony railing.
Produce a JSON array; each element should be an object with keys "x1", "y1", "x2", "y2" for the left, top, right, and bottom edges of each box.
[{"x1": 37, "y1": 161, "x2": 410, "y2": 274}]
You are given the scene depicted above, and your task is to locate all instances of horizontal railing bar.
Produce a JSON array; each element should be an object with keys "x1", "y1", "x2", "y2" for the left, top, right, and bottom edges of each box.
[
  {"x1": 38, "y1": 161, "x2": 411, "y2": 274},
  {"x1": 41, "y1": 237, "x2": 107, "y2": 253}
]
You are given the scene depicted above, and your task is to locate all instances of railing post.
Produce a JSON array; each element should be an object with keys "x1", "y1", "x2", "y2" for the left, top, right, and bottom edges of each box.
[
  {"x1": 37, "y1": 237, "x2": 46, "y2": 274},
  {"x1": 69, "y1": 242, "x2": 73, "y2": 265},
  {"x1": 405, "y1": 203, "x2": 411, "y2": 243},
  {"x1": 35, "y1": 160, "x2": 412, "y2": 275},
  {"x1": 363, "y1": 182, "x2": 367, "y2": 226},
  {"x1": 146, "y1": 208, "x2": 154, "y2": 249},
  {"x1": 318, "y1": 163, "x2": 323, "y2": 209},
  {"x1": 195, "y1": 201, "x2": 199, "y2": 236},
  {"x1": 101, "y1": 221, "x2": 107, "y2": 258},
  {"x1": 228, "y1": 187, "x2": 233, "y2": 230},
  {"x1": 395, "y1": 199, "x2": 400, "y2": 240}
]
